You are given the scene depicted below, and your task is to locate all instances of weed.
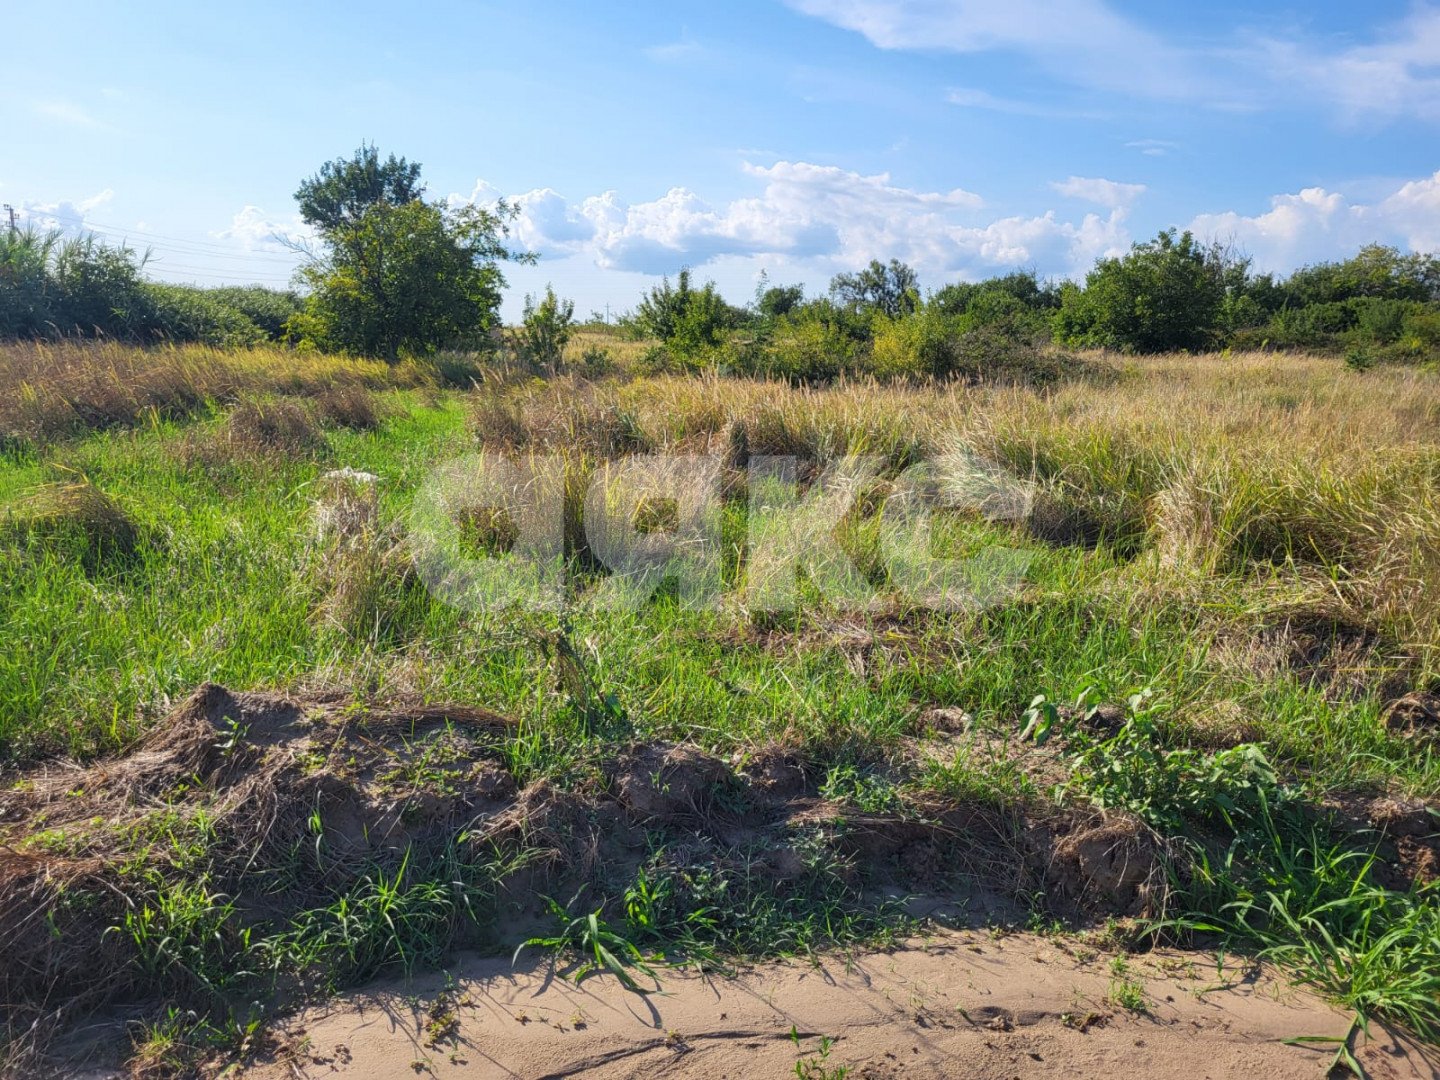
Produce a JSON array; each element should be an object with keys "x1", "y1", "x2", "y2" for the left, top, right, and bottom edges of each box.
[
  {"x1": 514, "y1": 895, "x2": 659, "y2": 993},
  {"x1": 1106, "y1": 976, "x2": 1147, "y2": 1012}
]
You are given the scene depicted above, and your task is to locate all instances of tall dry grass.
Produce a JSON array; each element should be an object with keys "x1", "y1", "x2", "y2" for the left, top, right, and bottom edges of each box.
[
  {"x1": 0, "y1": 340, "x2": 399, "y2": 445},
  {"x1": 465, "y1": 351, "x2": 1440, "y2": 672}
]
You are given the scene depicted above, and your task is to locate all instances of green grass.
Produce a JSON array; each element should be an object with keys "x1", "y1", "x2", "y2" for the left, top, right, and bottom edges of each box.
[
  {"x1": 3, "y1": 355, "x2": 1440, "y2": 1073},
  {"x1": 1, "y1": 376, "x2": 1431, "y2": 783}
]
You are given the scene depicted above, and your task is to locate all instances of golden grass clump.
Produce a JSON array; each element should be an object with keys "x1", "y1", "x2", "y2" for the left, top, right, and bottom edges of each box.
[
  {"x1": 309, "y1": 469, "x2": 424, "y2": 643},
  {"x1": 313, "y1": 384, "x2": 387, "y2": 431},
  {"x1": 0, "y1": 340, "x2": 395, "y2": 445},
  {"x1": 222, "y1": 397, "x2": 327, "y2": 456},
  {"x1": 6, "y1": 478, "x2": 142, "y2": 570},
  {"x1": 462, "y1": 350, "x2": 1440, "y2": 674}
]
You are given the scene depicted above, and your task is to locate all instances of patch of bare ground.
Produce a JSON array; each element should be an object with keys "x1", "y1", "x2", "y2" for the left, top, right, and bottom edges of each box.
[
  {"x1": 233, "y1": 931, "x2": 1438, "y2": 1080},
  {"x1": 0, "y1": 685, "x2": 1176, "y2": 1070},
  {"x1": 5, "y1": 683, "x2": 1437, "y2": 1076}
]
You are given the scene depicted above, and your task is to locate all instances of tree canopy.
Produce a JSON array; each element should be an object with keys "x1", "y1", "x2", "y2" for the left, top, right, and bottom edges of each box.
[
  {"x1": 294, "y1": 143, "x2": 426, "y2": 233},
  {"x1": 291, "y1": 146, "x2": 531, "y2": 358}
]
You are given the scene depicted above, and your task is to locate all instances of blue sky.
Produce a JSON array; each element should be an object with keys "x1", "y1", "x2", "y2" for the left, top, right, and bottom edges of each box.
[{"x1": 4, "y1": 0, "x2": 1439, "y2": 317}]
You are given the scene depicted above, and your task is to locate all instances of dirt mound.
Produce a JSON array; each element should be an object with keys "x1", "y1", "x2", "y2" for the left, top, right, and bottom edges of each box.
[
  {"x1": 0, "y1": 684, "x2": 1199, "y2": 1072},
  {"x1": 610, "y1": 743, "x2": 738, "y2": 820},
  {"x1": 1024, "y1": 813, "x2": 1163, "y2": 917}
]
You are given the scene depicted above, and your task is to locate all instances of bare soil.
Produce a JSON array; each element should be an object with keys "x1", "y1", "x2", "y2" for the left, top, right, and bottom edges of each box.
[{"x1": 233, "y1": 931, "x2": 1439, "y2": 1080}]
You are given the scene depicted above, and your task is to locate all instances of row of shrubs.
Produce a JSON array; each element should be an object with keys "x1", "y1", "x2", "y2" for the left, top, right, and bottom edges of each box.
[
  {"x1": 604, "y1": 236, "x2": 1440, "y2": 379},
  {"x1": 0, "y1": 228, "x2": 302, "y2": 347},
  {"x1": 5, "y1": 219, "x2": 1439, "y2": 376}
]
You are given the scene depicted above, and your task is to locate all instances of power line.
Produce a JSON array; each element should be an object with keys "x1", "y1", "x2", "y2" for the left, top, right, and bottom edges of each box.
[
  {"x1": 82, "y1": 225, "x2": 302, "y2": 265},
  {"x1": 142, "y1": 260, "x2": 299, "y2": 283},
  {"x1": 81, "y1": 218, "x2": 307, "y2": 260}
]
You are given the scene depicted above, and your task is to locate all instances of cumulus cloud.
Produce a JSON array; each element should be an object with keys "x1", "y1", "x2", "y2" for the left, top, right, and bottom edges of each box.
[
  {"x1": 212, "y1": 206, "x2": 314, "y2": 252},
  {"x1": 17, "y1": 190, "x2": 113, "y2": 233},
  {"x1": 453, "y1": 160, "x2": 1129, "y2": 280},
  {"x1": 1050, "y1": 176, "x2": 1147, "y2": 209},
  {"x1": 1187, "y1": 171, "x2": 1440, "y2": 272}
]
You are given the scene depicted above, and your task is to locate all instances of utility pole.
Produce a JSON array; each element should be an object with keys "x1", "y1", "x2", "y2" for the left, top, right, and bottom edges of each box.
[{"x1": 2, "y1": 205, "x2": 15, "y2": 235}]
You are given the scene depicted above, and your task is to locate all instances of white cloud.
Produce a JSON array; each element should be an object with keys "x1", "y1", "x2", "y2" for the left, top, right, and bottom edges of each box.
[
  {"x1": 645, "y1": 36, "x2": 704, "y2": 63},
  {"x1": 17, "y1": 190, "x2": 113, "y2": 233},
  {"x1": 1187, "y1": 171, "x2": 1440, "y2": 271},
  {"x1": 33, "y1": 100, "x2": 101, "y2": 128},
  {"x1": 1050, "y1": 176, "x2": 1147, "y2": 209},
  {"x1": 212, "y1": 206, "x2": 314, "y2": 252},
  {"x1": 946, "y1": 86, "x2": 1103, "y2": 119},
  {"x1": 454, "y1": 160, "x2": 1127, "y2": 281},
  {"x1": 788, "y1": 0, "x2": 1214, "y2": 101},
  {"x1": 792, "y1": 0, "x2": 1440, "y2": 123},
  {"x1": 1248, "y1": 6, "x2": 1440, "y2": 123},
  {"x1": 1126, "y1": 138, "x2": 1179, "y2": 158},
  {"x1": 1379, "y1": 171, "x2": 1440, "y2": 254}
]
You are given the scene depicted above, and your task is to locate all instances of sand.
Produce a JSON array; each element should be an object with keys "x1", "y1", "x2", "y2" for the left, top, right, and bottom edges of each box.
[{"x1": 236, "y1": 930, "x2": 1439, "y2": 1080}]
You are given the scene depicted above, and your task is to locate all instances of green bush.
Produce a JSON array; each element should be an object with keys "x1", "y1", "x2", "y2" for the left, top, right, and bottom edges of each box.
[
  {"x1": 0, "y1": 228, "x2": 57, "y2": 338},
  {"x1": 745, "y1": 309, "x2": 859, "y2": 381},
  {"x1": 1285, "y1": 244, "x2": 1440, "y2": 306},
  {"x1": 49, "y1": 234, "x2": 153, "y2": 338},
  {"x1": 513, "y1": 285, "x2": 575, "y2": 371},
  {"x1": 204, "y1": 286, "x2": 303, "y2": 340},
  {"x1": 1054, "y1": 230, "x2": 1236, "y2": 353},
  {"x1": 143, "y1": 284, "x2": 267, "y2": 348},
  {"x1": 627, "y1": 269, "x2": 741, "y2": 358},
  {"x1": 869, "y1": 308, "x2": 957, "y2": 378}
]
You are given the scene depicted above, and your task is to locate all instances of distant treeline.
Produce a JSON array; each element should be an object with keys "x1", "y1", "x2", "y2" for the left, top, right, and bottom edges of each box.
[
  {"x1": 615, "y1": 234, "x2": 1440, "y2": 380},
  {"x1": 4, "y1": 180, "x2": 1439, "y2": 379}
]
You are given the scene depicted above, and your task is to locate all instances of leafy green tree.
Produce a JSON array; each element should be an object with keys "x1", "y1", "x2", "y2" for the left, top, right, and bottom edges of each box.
[
  {"x1": 756, "y1": 282, "x2": 805, "y2": 320},
  {"x1": 829, "y1": 259, "x2": 920, "y2": 319},
  {"x1": 295, "y1": 143, "x2": 426, "y2": 232},
  {"x1": 1054, "y1": 230, "x2": 1236, "y2": 353},
  {"x1": 931, "y1": 271, "x2": 1060, "y2": 318},
  {"x1": 514, "y1": 285, "x2": 576, "y2": 370},
  {"x1": 293, "y1": 197, "x2": 528, "y2": 358},
  {"x1": 630, "y1": 268, "x2": 738, "y2": 353},
  {"x1": 290, "y1": 146, "x2": 530, "y2": 358},
  {"x1": 1284, "y1": 245, "x2": 1440, "y2": 305}
]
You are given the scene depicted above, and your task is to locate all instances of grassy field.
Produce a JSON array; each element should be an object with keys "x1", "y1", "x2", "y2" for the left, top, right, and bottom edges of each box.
[{"x1": 1, "y1": 338, "x2": 1437, "y2": 1076}]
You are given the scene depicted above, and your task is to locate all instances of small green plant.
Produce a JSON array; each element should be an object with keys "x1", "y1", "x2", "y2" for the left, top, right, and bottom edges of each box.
[
  {"x1": 514, "y1": 896, "x2": 659, "y2": 993},
  {"x1": 791, "y1": 1029, "x2": 850, "y2": 1080},
  {"x1": 820, "y1": 763, "x2": 899, "y2": 813},
  {"x1": 1344, "y1": 345, "x2": 1375, "y2": 372},
  {"x1": 1055, "y1": 690, "x2": 1287, "y2": 833},
  {"x1": 1106, "y1": 976, "x2": 1147, "y2": 1012},
  {"x1": 514, "y1": 285, "x2": 576, "y2": 371},
  {"x1": 1019, "y1": 693, "x2": 1061, "y2": 744}
]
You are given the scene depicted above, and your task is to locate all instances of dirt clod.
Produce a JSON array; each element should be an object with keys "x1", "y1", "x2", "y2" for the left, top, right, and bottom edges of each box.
[{"x1": 1383, "y1": 692, "x2": 1440, "y2": 743}]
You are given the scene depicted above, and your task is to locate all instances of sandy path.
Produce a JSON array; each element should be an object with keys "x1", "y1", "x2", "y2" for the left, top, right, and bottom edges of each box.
[{"x1": 242, "y1": 931, "x2": 1438, "y2": 1080}]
